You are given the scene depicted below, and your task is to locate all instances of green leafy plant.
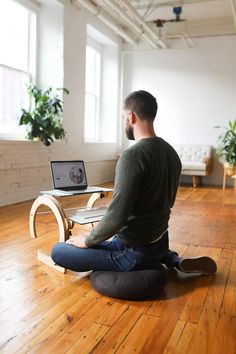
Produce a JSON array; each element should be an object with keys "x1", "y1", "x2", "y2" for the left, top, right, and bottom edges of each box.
[
  {"x1": 215, "y1": 119, "x2": 236, "y2": 166},
  {"x1": 19, "y1": 85, "x2": 69, "y2": 146}
]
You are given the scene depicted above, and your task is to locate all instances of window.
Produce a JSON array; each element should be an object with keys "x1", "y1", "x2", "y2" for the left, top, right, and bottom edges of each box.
[
  {"x1": 84, "y1": 43, "x2": 101, "y2": 142},
  {"x1": 0, "y1": 0, "x2": 36, "y2": 138},
  {"x1": 84, "y1": 25, "x2": 119, "y2": 143}
]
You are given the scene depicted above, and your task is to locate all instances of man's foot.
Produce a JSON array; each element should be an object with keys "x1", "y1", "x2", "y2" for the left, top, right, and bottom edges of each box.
[{"x1": 177, "y1": 256, "x2": 217, "y2": 275}]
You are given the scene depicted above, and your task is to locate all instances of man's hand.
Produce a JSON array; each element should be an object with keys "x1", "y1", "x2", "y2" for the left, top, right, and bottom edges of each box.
[{"x1": 66, "y1": 234, "x2": 88, "y2": 248}]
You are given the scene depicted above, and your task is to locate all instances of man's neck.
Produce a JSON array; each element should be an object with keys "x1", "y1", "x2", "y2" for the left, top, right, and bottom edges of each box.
[
  {"x1": 134, "y1": 128, "x2": 156, "y2": 141},
  {"x1": 132, "y1": 118, "x2": 157, "y2": 141}
]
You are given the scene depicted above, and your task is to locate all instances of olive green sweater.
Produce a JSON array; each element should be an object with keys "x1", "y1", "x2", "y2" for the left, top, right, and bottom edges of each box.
[{"x1": 85, "y1": 137, "x2": 181, "y2": 247}]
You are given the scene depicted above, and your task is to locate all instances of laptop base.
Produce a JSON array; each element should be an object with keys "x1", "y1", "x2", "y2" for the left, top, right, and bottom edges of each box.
[{"x1": 67, "y1": 206, "x2": 108, "y2": 225}]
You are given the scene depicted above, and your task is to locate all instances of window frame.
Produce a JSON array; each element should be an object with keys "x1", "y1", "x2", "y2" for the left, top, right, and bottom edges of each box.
[
  {"x1": 84, "y1": 24, "x2": 120, "y2": 145},
  {"x1": 0, "y1": 0, "x2": 38, "y2": 141},
  {"x1": 84, "y1": 38, "x2": 103, "y2": 143}
]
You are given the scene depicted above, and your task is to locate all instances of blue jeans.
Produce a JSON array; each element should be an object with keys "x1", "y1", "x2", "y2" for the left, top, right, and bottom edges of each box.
[{"x1": 51, "y1": 231, "x2": 179, "y2": 272}]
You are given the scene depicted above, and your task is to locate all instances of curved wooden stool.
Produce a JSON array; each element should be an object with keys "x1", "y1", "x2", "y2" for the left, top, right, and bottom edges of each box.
[{"x1": 29, "y1": 192, "x2": 108, "y2": 273}]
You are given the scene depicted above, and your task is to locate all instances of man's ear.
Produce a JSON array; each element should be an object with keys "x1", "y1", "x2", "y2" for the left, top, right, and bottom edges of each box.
[{"x1": 130, "y1": 111, "x2": 137, "y2": 124}]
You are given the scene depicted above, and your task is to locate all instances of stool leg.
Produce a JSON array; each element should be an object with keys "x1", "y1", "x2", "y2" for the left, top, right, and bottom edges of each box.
[
  {"x1": 86, "y1": 192, "x2": 108, "y2": 209},
  {"x1": 29, "y1": 195, "x2": 74, "y2": 273},
  {"x1": 37, "y1": 249, "x2": 66, "y2": 273}
]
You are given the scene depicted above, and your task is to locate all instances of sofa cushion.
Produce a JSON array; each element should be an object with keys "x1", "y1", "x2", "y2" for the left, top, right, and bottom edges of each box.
[
  {"x1": 174, "y1": 145, "x2": 212, "y2": 164},
  {"x1": 181, "y1": 170, "x2": 207, "y2": 176},
  {"x1": 182, "y1": 162, "x2": 206, "y2": 171}
]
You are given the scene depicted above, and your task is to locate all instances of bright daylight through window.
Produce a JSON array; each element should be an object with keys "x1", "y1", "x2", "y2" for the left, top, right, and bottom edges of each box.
[
  {"x1": 84, "y1": 25, "x2": 119, "y2": 143},
  {"x1": 84, "y1": 44, "x2": 101, "y2": 142},
  {"x1": 0, "y1": 0, "x2": 36, "y2": 138}
]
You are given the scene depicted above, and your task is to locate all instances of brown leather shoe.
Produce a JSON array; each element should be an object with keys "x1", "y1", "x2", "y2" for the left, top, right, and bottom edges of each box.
[{"x1": 177, "y1": 256, "x2": 217, "y2": 275}]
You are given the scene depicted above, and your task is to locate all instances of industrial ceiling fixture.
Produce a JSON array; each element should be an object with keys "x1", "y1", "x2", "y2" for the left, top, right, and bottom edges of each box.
[
  {"x1": 153, "y1": 6, "x2": 186, "y2": 27},
  {"x1": 73, "y1": 0, "x2": 236, "y2": 48}
]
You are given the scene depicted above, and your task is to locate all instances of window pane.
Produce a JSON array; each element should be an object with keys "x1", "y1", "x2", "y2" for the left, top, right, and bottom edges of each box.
[
  {"x1": 84, "y1": 45, "x2": 101, "y2": 142},
  {"x1": 94, "y1": 50, "x2": 101, "y2": 97},
  {"x1": 0, "y1": 1, "x2": 36, "y2": 137},
  {"x1": 84, "y1": 93, "x2": 96, "y2": 141},
  {"x1": 85, "y1": 45, "x2": 101, "y2": 96},
  {"x1": 0, "y1": 0, "x2": 30, "y2": 72},
  {"x1": 85, "y1": 30, "x2": 118, "y2": 144},
  {"x1": 0, "y1": 65, "x2": 29, "y2": 134},
  {"x1": 85, "y1": 46, "x2": 95, "y2": 93}
]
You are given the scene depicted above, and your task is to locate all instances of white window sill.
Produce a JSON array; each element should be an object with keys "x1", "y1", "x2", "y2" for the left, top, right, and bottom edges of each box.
[
  {"x1": 83, "y1": 140, "x2": 117, "y2": 144},
  {"x1": 0, "y1": 135, "x2": 67, "y2": 146},
  {"x1": 0, "y1": 134, "x2": 27, "y2": 141}
]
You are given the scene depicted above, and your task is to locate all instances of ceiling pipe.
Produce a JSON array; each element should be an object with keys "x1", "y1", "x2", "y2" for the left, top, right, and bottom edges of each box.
[
  {"x1": 119, "y1": 0, "x2": 167, "y2": 48},
  {"x1": 103, "y1": 0, "x2": 144, "y2": 35},
  {"x1": 183, "y1": 33, "x2": 195, "y2": 48},
  {"x1": 73, "y1": 0, "x2": 137, "y2": 46},
  {"x1": 102, "y1": 0, "x2": 159, "y2": 49},
  {"x1": 231, "y1": 0, "x2": 236, "y2": 30},
  {"x1": 141, "y1": 32, "x2": 162, "y2": 49}
]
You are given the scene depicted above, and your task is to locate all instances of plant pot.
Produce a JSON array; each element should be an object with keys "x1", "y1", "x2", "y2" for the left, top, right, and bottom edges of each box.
[{"x1": 224, "y1": 163, "x2": 236, "y2": 176}]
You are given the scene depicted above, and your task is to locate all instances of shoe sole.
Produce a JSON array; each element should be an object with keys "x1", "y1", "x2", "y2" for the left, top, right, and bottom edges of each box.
[{"x1": 178, "y1": 256, "x2": 217, "y2": 274}]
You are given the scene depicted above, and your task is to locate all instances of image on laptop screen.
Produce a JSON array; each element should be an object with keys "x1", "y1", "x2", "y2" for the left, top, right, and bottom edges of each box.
[{"x1": 51, "y1": 161, "x2": 88, "y2": 190}]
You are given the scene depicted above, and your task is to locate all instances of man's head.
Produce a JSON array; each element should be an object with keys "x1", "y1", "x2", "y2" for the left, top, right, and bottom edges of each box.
[{"x1": 123, "y1": 90, "x2": 158, "y2": 140}]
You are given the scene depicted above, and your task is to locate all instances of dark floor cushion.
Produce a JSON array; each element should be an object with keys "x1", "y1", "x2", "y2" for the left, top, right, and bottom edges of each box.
[{"x1": 90, "y1": 267, "x2": 168, "y2": 300}]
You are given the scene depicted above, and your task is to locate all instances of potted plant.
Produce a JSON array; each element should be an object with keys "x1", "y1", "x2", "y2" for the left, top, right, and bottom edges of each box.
[
  {"x1": 215, "y1": 119, "x2": 236, "y2": 176},
  {"x1": 19, "y1": 85, "x2": 69, "y2": 146}
]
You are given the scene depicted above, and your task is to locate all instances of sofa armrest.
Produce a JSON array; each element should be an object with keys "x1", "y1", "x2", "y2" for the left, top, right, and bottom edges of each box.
[{"x1": 205, "y1": 156, "x2": 213, "y2": 175}]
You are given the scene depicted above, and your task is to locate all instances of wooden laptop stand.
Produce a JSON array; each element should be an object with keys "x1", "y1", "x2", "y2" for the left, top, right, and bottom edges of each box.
[{"x1": 29, "y1": 191, "x2": 111, "y2": 273}]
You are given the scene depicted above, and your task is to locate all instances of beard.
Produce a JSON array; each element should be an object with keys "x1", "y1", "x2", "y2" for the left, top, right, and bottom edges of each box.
[{"x1": 125, "y1": 124, "x2": 135, "y2": 140}]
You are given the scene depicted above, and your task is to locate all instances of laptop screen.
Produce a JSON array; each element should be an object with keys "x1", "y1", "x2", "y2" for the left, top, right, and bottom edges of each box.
[{"x1": 51, "y1": 161, "x2": 88, "y2": 190}]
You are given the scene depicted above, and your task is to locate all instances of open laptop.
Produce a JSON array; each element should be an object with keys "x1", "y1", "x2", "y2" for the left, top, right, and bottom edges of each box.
[{"x1": 41, "y1": 160, "x2": 112, "y2": 196}]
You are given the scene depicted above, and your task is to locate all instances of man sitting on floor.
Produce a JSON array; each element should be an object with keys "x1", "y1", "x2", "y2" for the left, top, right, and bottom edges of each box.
[{"x1": 51, "y1": 90, "x2": 217, "y2": 276}]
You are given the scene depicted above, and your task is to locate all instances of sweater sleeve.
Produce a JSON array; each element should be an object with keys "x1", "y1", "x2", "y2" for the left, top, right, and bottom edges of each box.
[{"x1": 84, "y1": 149, "x2": 143, "y2": 247}]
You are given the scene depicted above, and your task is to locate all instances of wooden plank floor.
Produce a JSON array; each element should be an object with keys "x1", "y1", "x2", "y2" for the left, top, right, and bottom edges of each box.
[{"x1": 0, "y1": 185, "x2": 236, "y2": 354}]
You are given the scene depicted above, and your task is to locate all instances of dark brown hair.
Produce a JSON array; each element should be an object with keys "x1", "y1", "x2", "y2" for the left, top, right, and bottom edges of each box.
[{"x1": 124, "y1": 90, "x2": 158, "y2": 121}]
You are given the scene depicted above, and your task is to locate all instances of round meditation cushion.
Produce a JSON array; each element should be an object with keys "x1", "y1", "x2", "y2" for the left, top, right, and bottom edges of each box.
[{"x1": 90, "y1": 267, "x2": 168, "y2": 300}]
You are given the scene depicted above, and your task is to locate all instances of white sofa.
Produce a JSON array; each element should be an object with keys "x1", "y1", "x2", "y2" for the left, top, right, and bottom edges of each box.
[{"x1": 173, "y1": 145, "x2": 213, "y2": 187}]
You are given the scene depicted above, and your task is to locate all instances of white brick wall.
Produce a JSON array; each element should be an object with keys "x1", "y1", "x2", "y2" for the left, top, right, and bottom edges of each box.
[
  {"x1": 0, "y1": 139, "x2": 117, "y2": 206},
  {"x1": 0, "y1": 1, "x2": 120, "y2": 206},
  {"x1": 85, "y1": 160, "x2": 117, "y2": 185},
  {"x1": 0, "y1": 141, "x2": 49, "y2": 205}
]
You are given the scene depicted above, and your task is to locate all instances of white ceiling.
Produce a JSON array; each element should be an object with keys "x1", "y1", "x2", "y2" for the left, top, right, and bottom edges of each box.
[{"x1": 74, "y1": 0, "x2": 236, "y2": 48}]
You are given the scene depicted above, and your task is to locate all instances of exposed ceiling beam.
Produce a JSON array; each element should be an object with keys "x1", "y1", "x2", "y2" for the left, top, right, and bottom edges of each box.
[
  {"x1": 119, "y1": 0, "x2": 167, "y2": 48},
  {"x1": 102, "y1": 0, "x2": 160, "y2": 48},
  {"x1": 73, "y1": 0, "x2": 137, "y2": 45},
  {"x1": 231, "y1": 0, "x2": 236, "y2": 29},
  {"x1": 14, "y1": 0, "x2": 40, "y2": 10}
]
